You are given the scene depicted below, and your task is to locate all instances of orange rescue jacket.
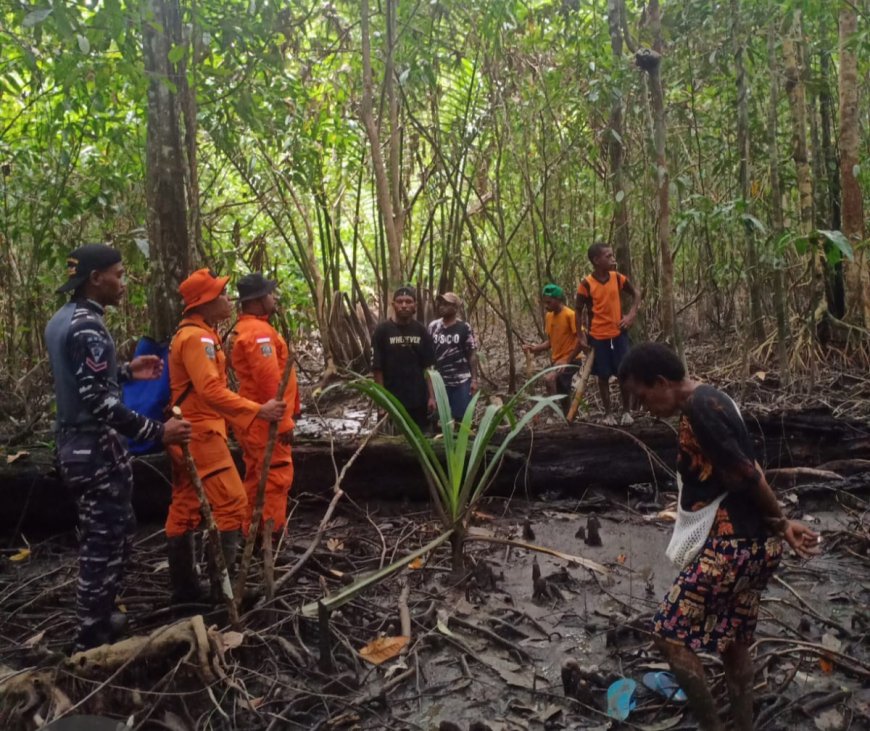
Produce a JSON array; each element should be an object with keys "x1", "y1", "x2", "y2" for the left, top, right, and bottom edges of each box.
[
  {"x1": 168, "y1": 313, "x2": 261, "y2": 436},
  {"x1": 229, "y1": 314, "x2": 299, "y2": 433}
]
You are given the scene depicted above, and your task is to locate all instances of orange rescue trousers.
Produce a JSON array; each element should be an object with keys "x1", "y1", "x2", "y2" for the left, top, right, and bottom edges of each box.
[
  {"x1": 238, "y1": 419, "x2": 294, "y2": 535},
  {"x1": 165, "y1": 431, "x2": 248, "y2": 537}
]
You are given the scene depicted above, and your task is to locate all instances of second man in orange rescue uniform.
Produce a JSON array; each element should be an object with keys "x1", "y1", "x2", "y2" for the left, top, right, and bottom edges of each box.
[
  {"x1": 166, "y1": 269, "x2": 286, "y2": 602},
  {"x1": 228, "y1": 272, "x2": 300, "y2": 539}
]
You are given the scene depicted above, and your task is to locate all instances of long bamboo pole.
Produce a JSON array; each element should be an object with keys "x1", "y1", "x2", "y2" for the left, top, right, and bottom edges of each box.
[{"x1": 566, "y1": 351, "x2": 595, "y2": 423}]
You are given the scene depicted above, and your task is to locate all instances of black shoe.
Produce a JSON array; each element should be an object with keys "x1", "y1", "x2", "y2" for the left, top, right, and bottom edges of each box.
[
  {"x1": 107, "y1": 610, "x2": 128, "y2": 641},
  {"x1": 167, "y1": 532, "x2": 206, "y2": 604}
]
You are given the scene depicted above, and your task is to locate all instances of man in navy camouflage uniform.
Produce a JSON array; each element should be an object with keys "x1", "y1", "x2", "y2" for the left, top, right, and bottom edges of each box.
[{"x1": 45, "y1": 244, "x2": 191, "y2": 652}]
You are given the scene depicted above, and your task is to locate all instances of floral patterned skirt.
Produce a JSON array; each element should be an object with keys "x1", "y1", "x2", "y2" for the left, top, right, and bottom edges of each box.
[{"x1": 653, "y1": 535, "x2": 783, "y2": 654}]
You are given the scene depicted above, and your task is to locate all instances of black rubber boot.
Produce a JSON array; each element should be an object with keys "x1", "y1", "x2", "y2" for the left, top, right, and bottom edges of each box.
[
  {"x1": 209, "y1": 530, "x2": 241, "y2": 603},
  {"x1": 167, "y1": 532, "x2": 205, "y2": 604},
  {"x1": 107, "y1": 610, "x2": 128, "y2": 640},
  {"x1": 72, "y1": 621, "x2": 112, "y2": 653}
]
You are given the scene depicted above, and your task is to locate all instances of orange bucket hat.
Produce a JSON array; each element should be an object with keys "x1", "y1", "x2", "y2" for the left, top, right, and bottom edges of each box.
[{"x1": 179, "y1": 268, "x2": 229, "y2": 312}]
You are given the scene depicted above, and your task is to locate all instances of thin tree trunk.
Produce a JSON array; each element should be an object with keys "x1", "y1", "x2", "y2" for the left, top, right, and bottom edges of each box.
[
  {"x1": 782, "y1": 14, "x2": 815, "y2": 242},
  {"x1": 607, "y1": 0, "x2": 632, "y2": 279},
  {"x1": 819, "y1": 45, "x2": 845, "y2": 318},
  {"x1": 838, "y1": 3, "x2": 868, "y2": 327},
  {"x1": 182, "y1": 4, "x2": 201, "y2": 261},
  {"x1": 731, "y1": 0, "x2": 764, "y2": 340},
  {"x1": 360, "y1": 0, "x2": 403, "y2": 289},
  {"x1": 385, "y1": 0, "x2": 404, "y2": 261},
  {"x1": 142, "y1": 0, "x2": 193, "y2": 341},
  {"x1": 636, "y1": 1, "x2": 677, "y2": 348},
  {"x1": 783, "y1": 11, "x2": 823, "y2": 344},
  {"x1": 767, "y1": 23, "x2": 790, "y2": 382}
]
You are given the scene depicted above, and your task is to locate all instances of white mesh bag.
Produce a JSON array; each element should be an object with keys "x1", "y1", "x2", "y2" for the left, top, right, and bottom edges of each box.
[
  {"x1": 665, "y1": 473, "x2": 725, "y2": 568},
  {"x1": 665, "y1": 394, "x2": 741, "y2": 568}
]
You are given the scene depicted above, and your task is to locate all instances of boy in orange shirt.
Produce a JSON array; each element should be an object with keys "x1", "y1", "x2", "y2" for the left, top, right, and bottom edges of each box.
[
  {"x1": 573, "y1": 242, "x2": 641, "y2": 426},
  {"x1": 522, "y1": 283, "x2": 579, "y2": 401}
]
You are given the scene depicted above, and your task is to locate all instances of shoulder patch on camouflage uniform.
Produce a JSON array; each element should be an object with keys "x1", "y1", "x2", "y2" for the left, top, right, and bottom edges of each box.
[{"x1": 88, "y1": 341, "x2": 105, "y2": 361}]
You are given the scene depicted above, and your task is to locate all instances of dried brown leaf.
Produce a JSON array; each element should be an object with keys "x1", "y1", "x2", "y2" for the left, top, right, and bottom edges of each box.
[
  {"x1": 358, "y1": 635, "x2": 409, "y2": 665},
  {"x1": 6, "y1": 451, "x2": 29, "y2": 464}
]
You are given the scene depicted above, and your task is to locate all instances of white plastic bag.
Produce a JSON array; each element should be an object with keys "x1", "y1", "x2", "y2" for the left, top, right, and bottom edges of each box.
[
  {"x1": 665, "y1": 395, "x2": 741, "y2": 568},
  {"x1": 665, "y1": 473, "x2": 725, "y2": 568}
]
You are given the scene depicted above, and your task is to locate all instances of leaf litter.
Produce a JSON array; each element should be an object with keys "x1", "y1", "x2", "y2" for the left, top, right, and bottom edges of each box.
[{"x1": 0, "y1": 480, "x2": 867, "y2": 730}]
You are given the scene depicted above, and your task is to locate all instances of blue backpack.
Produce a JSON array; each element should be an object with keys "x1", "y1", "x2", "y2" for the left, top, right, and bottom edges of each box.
[{"x1": 122, "y1": 337, "x2": 170, "y2": 455}]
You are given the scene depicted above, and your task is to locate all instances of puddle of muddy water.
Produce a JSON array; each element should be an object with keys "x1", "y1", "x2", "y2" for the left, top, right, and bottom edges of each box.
[{"x1": 294, "y1": 410, "x2": 374, "y2": 438}]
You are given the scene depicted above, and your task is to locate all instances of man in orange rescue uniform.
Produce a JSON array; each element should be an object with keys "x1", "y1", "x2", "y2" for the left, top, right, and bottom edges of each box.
[
  {"x1": 229, "y1": 272, "x2": 300, "y2": 540},
  {"x1": 165, "y1": 269, "x2": 286, "y2": 603}
]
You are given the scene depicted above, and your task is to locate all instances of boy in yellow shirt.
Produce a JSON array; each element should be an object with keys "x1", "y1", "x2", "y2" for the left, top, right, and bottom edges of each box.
[{"x1": 523, "y1": 283, "x2": 579, "y2": 401}]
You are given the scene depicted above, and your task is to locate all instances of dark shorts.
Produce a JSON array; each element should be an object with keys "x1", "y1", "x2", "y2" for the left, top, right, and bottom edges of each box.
[
  {"x1": 654, "y1": 535, "x2": 783, "y2": 654},
  {"x1": 589, "y1": 332, "x2": 630, "y2": 379},
  {"x1": 555, "y1": 366, "x2": 576, "y2": 396}
]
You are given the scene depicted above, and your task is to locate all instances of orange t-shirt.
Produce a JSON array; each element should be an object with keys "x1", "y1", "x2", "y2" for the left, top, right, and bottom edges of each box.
[
  {"x1": 578, "y1": 272, "x2": 627, "y2": 340},
  {"x1": 168, "y1": 313, "x2": 261, "y2": 437},
  {"x1": 545, "y1": 306, "x2": 577, "y2": 363},
  {"x1": 229, "y1": 314, "x2": 299, "y2": 433}
]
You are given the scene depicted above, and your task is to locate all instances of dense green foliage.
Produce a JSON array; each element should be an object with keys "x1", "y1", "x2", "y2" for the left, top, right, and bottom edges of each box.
[{"x1": 1, "y1": 0, "x2": 868, "y2": 417}]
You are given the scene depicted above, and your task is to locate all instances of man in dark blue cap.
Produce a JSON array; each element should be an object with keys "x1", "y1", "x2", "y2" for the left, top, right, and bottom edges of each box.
[{"x1": 45, "y1": 243, "x2": 191, "y2": 652}]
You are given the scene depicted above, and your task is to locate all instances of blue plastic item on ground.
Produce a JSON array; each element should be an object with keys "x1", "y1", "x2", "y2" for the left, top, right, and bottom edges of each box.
[
  {"x1": 606, "y1": 677, "x2": 638, "y2": 720},
  {"x1": 642, "y1": 670, "x2": 688, "y2": 702}
]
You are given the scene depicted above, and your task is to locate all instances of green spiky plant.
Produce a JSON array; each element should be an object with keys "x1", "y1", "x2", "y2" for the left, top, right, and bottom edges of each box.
[
  {"x1": 299, "y1": 369, "x2": 602, "y2": 618},
  {"x1": 348, "y1": 369, "x2": 565, "y2": 573}
]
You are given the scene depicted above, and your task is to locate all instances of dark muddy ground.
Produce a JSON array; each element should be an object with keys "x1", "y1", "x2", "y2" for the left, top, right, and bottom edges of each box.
[{"x1": 1, "y1": 479, "x2": 868, "y2": 730}]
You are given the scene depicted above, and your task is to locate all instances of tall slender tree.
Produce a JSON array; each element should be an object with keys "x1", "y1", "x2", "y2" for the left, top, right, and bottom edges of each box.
[
  {"x1": 636, "y1": 0, "x2": 677, "y2": 347},
  {"x1": 142, "y1": 0, "x2": 194, "y2": 340},
  {"x1": 731, "y1": 0, "x2": 764, "y2": 341},
  {"x1": 607, "y1": 0, "x2": 632, "y2": 279},
  {"x1": 838, "y1": 2, "x2": 868, "y2": 327}
]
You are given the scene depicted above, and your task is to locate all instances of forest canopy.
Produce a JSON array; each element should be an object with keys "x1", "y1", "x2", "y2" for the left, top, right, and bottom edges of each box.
[{"x1": 1, "y1": 0, "x2": 868, "y2": 412}]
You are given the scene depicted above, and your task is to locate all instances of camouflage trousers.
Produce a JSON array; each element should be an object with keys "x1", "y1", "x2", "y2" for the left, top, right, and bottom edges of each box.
[{"x1": 57, "y1": 427, "x2": 135, "y2": 650}]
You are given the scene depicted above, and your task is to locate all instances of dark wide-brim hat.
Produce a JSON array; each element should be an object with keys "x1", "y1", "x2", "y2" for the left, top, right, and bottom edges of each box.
[
  {"x1": 237, "y1": 272, "x2": 278, "y2": 302},
  {"x1": 56, "y1": 243, "x2": 122, "y2": 294}
]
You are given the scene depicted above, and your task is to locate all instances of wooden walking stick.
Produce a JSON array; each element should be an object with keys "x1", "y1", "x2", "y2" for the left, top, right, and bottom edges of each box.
[
  {"x1": 234, "y1": 353, "x2": 295, "y2": 607},
  {"x1": 566, "y1": 350, "x2": 595, "y2": 423},
  {"x1": 524, "y1": 349, "x2": 534, "y2": 381},
  {"x1": 172, "y1": 406, "x2": 240, "y2": 627}
]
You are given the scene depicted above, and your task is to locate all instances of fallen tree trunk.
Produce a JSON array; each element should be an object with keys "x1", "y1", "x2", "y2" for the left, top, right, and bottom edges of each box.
[{"x1": 2, "y1": 409, "x2": 868, "y2": 533}]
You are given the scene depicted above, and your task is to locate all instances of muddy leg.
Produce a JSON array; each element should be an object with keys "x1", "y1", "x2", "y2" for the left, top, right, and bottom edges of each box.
[
  {"x1": 722, "y1": 640, "x2": 754, "y2": 731},
  {"x1": 597, "y1": 377, "x2": 612, "y2": 414},
  {"x1": 655, "y1": 638, "x2": 724, "y2": 731},
  {"x1": 620, "y1": 382, "x2": 632, "y2": 412},
  {"x1": 543, "y1": 371, "x2": 557, "y2": 395}
]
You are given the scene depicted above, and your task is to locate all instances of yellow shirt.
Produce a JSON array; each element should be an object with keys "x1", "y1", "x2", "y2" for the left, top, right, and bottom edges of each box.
[{"x1": 545, "y1": 306, "x2": 577, "y2": 363}]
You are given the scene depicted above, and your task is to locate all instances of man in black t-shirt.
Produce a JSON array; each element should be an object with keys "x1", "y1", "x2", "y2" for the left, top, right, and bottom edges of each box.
[
  {"x1": 428, "y1": 292, "x2": 479, "y2": 421},
  {"x1": 372, "y1": 286, "x2": 436, "y2": 430}
]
